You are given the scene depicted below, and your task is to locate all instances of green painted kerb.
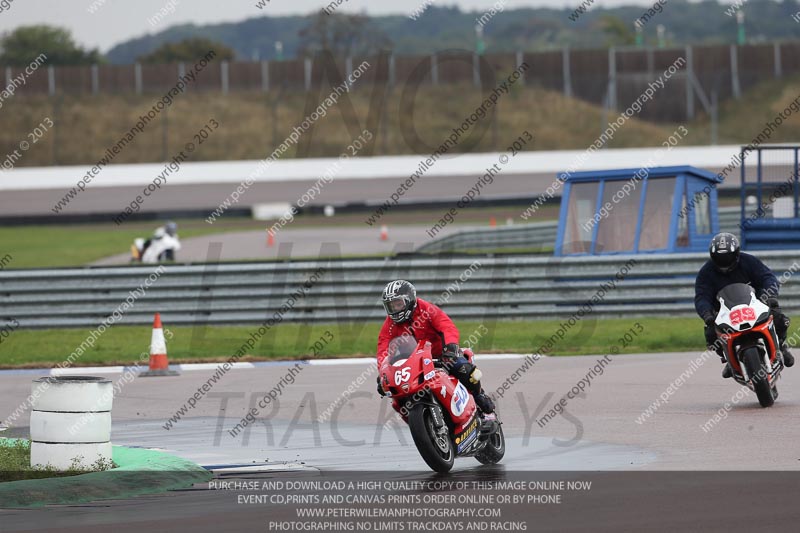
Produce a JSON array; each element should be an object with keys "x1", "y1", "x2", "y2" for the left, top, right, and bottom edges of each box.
[{"x1": 0, "y1": 438, "x2": 212, "y2": 509}]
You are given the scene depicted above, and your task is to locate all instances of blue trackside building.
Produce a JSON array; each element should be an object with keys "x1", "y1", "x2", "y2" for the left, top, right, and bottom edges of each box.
[{"x1": 554, "y1": 166, "x2": 723, "y2": 256}]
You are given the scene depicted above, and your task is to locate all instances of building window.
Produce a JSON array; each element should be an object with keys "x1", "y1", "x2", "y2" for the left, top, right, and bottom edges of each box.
[
  {"x1": 639, "y1": 178, "x2": 676, "y2": 251},
  {"x1": 595, "y1": 179, "x2": 641, "y2": 253},
  {"x1": 563, "y1": 182, "x2": 599, "y2": 254}
]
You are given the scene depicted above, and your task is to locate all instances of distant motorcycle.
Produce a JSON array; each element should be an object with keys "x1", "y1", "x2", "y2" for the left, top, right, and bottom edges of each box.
[
  {"x1": 715, "y1": 283, "x2": 784, "y2": 407},
  {"x1": 379, "y1": 336, "x2": 505, "y2": 473},
  {"x1": 130, "y1": 225, "x2": 181, "y2": 264}
]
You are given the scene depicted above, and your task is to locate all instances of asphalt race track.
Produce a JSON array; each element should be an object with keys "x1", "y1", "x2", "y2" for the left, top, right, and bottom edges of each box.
[
  {"x1": 90, "y1": 225, "x2": 474, "y2": 266},
  {"x1": 2, "y1": 351, "x2": 799, "y2": 531}
]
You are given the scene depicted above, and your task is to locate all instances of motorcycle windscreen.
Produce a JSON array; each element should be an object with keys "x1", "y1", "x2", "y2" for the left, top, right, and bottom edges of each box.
[
  {"x1": 716, "y1": 283, "x2": 755, "y2": 310},
  {"x1": 386, "y1": 335, "x2": 418, "y2": 366}
]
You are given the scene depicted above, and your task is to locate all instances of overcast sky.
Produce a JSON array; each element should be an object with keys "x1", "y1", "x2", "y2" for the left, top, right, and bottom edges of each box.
[{"x1": 0, "y1": 0, "x2": 743, "y2": 52}]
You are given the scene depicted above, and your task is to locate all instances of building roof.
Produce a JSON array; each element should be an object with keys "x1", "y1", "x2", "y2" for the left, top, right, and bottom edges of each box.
[{"x1": 560, "y1": 165, "x2": 723, "y2": 183}]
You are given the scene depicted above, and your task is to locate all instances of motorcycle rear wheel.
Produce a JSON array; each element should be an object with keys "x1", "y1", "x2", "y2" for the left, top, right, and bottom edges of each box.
[
  {"x1": 408, "y1": 404, "x2": 454, "y2": 473},
  {"x1": 742, "y1": 347, "x2": 775, "y2": 408}
]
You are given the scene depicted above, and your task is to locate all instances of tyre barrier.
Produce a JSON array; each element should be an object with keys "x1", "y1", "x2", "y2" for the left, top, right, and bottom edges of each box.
[{"x1": 29, "y1": 376, "x2": 113, "y2": 470}]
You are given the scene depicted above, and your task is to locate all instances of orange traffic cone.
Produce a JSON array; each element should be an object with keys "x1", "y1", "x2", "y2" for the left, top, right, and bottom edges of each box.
[
  {"x1": 380, "y1": 225, "x2": 389, "y2": 241},
  {"x1": 489, "y1": 216, "x2": 497, "y2": 227},
  {"x1": 140, "y1": 313, "x2": 179, "y2": 377},
  {"x1": 267, "y1": 230, "x2": 275, "y2": 247}
]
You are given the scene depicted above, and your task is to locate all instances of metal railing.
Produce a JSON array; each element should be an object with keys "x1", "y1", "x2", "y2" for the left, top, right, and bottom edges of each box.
[
  {"x1": 1, "y1": 249, "x2": 798, "y2": 329},
  {"x1": 416, "y1": 207, "x2": 743, "y2": 254}
]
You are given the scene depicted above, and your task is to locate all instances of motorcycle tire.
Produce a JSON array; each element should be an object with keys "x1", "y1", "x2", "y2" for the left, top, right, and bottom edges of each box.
[
  {"x1": 742, "y1": 346, "x2": 775, "y2": 408},
  {"x1": 408, "y1": 404, "x2": 454, "y2": 473},
  {"x1": 475, "y1": 422, "x2": 506, "y2": 465}
]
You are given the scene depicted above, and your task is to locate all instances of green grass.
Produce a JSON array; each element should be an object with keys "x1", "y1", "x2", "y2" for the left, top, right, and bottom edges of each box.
[
  {"x1": 0, "y1": 439, "x2": 115, "y2": 481},
  {"x1": 0, "y1": 316, "x2": 762, "y2": 368}
]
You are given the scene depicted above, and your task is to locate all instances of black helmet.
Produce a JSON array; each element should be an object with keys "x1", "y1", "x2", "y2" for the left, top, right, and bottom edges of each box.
[
  {"x1": 382, "y1": 280, "x2": 417, "y2": 324},
  {"x1": 709, "y1": 232, "x2": 740, "y2": 273}
]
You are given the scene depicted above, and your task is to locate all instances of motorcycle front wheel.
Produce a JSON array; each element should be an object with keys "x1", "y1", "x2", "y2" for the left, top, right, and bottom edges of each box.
[
  {"x1": 408, "y1": 404, "x2": 454, "y2": 473},
  {"x1": 742, "y1": 346, "x2": 775, "y2": 408},
  {"x1": 475, "y1": 422, "x2": 506, "y2": 465}
]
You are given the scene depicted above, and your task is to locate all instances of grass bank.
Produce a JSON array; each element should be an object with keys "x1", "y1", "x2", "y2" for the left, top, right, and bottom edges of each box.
[{"x1": 0, "y1": 316, "x2": 763, "y2": 368}]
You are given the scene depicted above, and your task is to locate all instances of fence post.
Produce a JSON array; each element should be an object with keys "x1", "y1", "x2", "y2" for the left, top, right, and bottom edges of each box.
[
  {"x1": 431, "y1": 53, "x2": 438, "y2": 86},
  {"x1": 134, "y1": 63, "x2": 142, "y2": 94},
  {"x1": 685, "y1": 46, "x2": 694, "y2": 120},
  {"x1": 345, "y1": 56, "x2": 353, "y2": 81},
  {"x1": 47, "y1": 65, "x2": 55, "y2": 96},
  {"x1": 5, "y1": 67, "x2": 11, "y2": 90},
  {"x1": 730, "y1": 44, "x2": 741, "y2": 99},
  {"x1": 91, "y1": 64, "x2": 99, "y2": 95},
  {"x1": 562, "y1": 48, "x2": 572, "y2": 98},
  {"x1": 516, "y1": 50, "x2": 525, "y2": 86},
  {"x1": 472, "y1": 53, "x2": 480, "y2": 87},
  {"x1": 261, "y1": 60, "x2": 269, "y2": 92},
  {"x1": 304, "y1": 58, "x2": 312, "y2": 91},
  {"x1": 773, "y1": 42, "x2": 782, "y2": 79},
  {"x1": 221, "y1": 60, "x2": 229, "y2": 94},
  {"x1": 178, "y1": 63, "x2": 186, "y2": 92},
  {"x1": 607, "y1": 47, "x2": 617, "y2": 110},
  {"x1": 389, "y1": 53, "x2": 396, "y2": 87}
]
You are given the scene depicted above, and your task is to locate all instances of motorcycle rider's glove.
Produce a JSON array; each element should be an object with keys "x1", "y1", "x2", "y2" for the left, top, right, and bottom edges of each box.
[
  {"x1": 765, "y1": 297, "x2": 780, "y2": 310},
  {"x1": 702, "y1": 311, "x2": 717, "y2": 349},
  {"x1": 442, "y1": 343, "x2": 460, "y2": 359},
  {"x1": 376, "y1": 376, "x2": 386, "y2": 397}
]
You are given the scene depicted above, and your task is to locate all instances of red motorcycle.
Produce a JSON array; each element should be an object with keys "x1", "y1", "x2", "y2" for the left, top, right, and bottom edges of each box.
[
  {"x1": 379, "y1": 336, "x2": 505, "y2": 473},
  {"x1": 715, "y1": 283, "x2": 784, "y2": 407}
]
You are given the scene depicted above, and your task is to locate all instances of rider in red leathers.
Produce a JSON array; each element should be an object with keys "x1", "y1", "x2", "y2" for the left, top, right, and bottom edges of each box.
[{"x1": 376, "y1": 280, "x2": 495, "y2": 418}]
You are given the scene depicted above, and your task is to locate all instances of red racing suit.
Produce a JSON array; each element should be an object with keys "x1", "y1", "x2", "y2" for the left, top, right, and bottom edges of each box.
[{"x1": 376, "y1": 298, "x2": 460, "y2": 368}]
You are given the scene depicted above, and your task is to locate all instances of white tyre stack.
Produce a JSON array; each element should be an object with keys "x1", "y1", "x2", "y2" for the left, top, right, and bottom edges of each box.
[{"x1": 29, "y1": 376, "x2": 113, "y2": 470}]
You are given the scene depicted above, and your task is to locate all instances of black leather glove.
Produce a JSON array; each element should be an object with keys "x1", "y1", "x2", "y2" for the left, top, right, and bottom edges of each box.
[
  {"x1": 376, "y1": 376, "x2": 386, "y2": 397},
  {"x1": 702, "y1": 312, "x2": 716, "y2": 348},
  {"x1": 442, "y1": 343, "x2": 460, "y2": 359},
  {"x1": 765, "y1": 297, "x2": 780, "y2": 310}
]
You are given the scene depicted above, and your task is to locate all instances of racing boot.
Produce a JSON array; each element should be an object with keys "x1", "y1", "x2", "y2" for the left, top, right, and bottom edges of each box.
[
  {"x1": 721, "y1": 363, "x2": 732, "y2": 379},
  {"x1": 719, "y1": 353, "x2": 732, "y2": 379},
  {"x1": 465, "y1": 370, "x2": 499, "y2": 437},
  {"x1": 461, "y1": 366, "x2": 494, "y2": 414},
  {"x1": 473, "y1": 390, "x2": 495, "y2": 415},
  {"x1": 781, "y1": 343, "x2": 795, "y2": 367},
  {"x1": 472, "y1": 389, "x2": 498, "y2": 440}
]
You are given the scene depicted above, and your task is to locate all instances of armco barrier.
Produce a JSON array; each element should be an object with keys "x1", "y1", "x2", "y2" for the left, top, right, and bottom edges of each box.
[{"x1": 1, "y1": 249, "x2": 798, "y2": 329}]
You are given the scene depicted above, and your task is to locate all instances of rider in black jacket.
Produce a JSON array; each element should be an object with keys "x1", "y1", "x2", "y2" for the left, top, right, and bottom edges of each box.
[{"x1": 695, "y1": 233, "x2": 794, "y2": 378}]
